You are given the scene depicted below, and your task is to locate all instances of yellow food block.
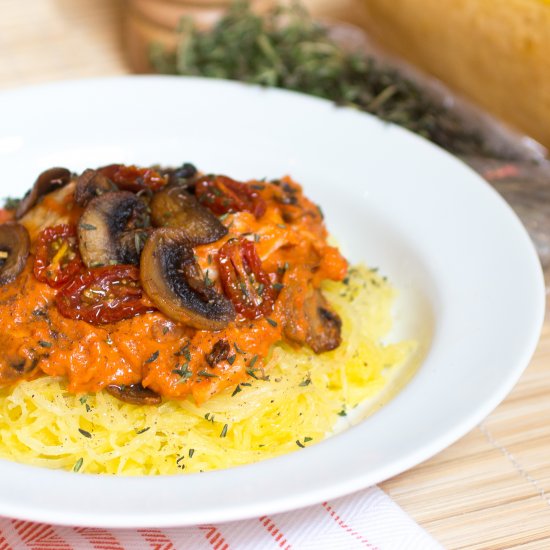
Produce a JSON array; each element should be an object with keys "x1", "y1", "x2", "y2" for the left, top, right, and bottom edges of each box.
[{"x1": 306, "y1": 0, "x2": 550, "y2": 148}]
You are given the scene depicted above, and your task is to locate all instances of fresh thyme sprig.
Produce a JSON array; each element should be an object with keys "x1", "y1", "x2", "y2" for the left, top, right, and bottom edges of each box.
[{"x1": 150, "y1": 1, "x2": 498, "y2": 157}]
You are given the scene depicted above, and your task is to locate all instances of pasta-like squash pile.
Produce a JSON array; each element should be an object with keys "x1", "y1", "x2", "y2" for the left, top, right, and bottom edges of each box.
[{"x1": 0, "y1": 266, "x2": 414, "y2": 475}]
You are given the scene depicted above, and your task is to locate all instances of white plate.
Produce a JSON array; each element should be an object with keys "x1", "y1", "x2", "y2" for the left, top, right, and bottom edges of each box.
[{"x1": 0, "y1": 77, "x2": 545, "y2": 527}]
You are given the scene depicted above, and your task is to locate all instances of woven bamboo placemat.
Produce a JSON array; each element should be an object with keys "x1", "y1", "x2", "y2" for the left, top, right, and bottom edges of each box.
[{"x1": 0, "y1": 1, "x2": 548, "y2": 548}]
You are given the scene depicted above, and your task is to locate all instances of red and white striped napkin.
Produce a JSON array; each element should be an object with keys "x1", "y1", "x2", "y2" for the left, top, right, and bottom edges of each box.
[{"x1": 0, "y1": 487, "x2": 442, "y2": 549}]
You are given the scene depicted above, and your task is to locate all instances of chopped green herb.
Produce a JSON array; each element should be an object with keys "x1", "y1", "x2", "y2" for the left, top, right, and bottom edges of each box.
[
  {"x1": 246, "y1": 368, "x2": 258, "y2": 380},
  {"x1": 296, "y1": 440, "x2": 305, "y2": 448},
  {"x1": 173, "y1": 363, "x2": 192, "y2": 381},
  {"x1": 233, "y1": 342, "x2": 245, "y2": 354},
  {"x1": 73, "y1": 457, "x2": 84, "y2": 472},
  {"x1": 239, "y1": 281, "x2": 249, "y2": 296},
  {"x1": 3, "y1": 197, "x2": 21, "y2": 211},
  {"x1": 32, "y1": 309, "x2": 48, "y2": 318},
  {"x1": 38, "y1": 340, "x2": 52, "y2": 348},
  {"x1": 299, "y1": 375, "x2": 311, "y2": 387},
  {"x1": 189, "y1": 448, "x2": 195, "y2": 458},
  {"x1": 78, "y1": 428, "x2": 92, "y2": 439},
  {"x1": 266, "y1": 317, "x2": 277, "y2": 327},
  {"x1": 232, "y1": 385, "x2": 242, "y2": 397},
  {"x1": 272, "y1": 282, "x2": 284, "y2": 291},
  {"x1": 136, "y1": 427, "x2": 150, "y2": 435},
  {"x1": 337, "y1": 409, "x2": 347, "y2": 417},
  {"x1": 79, "y1": 223, "x2": 96, "y2": 231},
  {"x1": 175, "y1": 342, "x2": 192, "y2": 360},
  {"x1": 197, "y1": 370, "x2": 218, "y2": 378},
  {"x1": 134, "y1": 232, "x2": 146, "y2": 255},
  {"x1": 304, "y1": 436, "x2": 313, "y2": 443},
  {"x1": 249, "y1": 355, "x2": 258, "y2": 368},
  {"x1": 145, "y1": 350, "x2": 160, "y2": 363},
  {"x1": 227, "y1": 354, "x2": 236, "y2": 365},
  {"x1": 220, "y1": 424, "x2": 228, "y2": 438}
]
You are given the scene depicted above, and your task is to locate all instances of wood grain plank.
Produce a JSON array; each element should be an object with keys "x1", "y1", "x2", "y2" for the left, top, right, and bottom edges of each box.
[
  {"x1": 382, "y1": 322, "x2": 550, "y2": 548},
  {"x1": 0, "y1": 0, "x2": 128, "y2": 89}
]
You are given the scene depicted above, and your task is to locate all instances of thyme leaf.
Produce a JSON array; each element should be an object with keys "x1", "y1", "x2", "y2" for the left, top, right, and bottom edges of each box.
[{"x1": 73, "y1": 457, "x2": 83, "y2": 472}]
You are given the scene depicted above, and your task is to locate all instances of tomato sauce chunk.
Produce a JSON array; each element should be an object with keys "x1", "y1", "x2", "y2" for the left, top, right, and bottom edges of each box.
[
  {"x1": 99, "y1": 164, "x2": 167, "y2": 192},
  {"x1": 217, "y1": 237, "x2": 275, "y2": 319},
  {"x1": 33, "y1": 224, "x2": 83, "y2": 288},
  {"x1": 195, "y1": 175, "x2": 266, "y2": 218},
  {"x1": 56, "y1": 265, "x2": 155, "y2": 324}
]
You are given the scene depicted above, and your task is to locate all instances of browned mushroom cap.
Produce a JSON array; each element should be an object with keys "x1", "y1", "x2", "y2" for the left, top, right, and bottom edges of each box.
[
  {"x1": 282, "y1": 283, "x2": 342, "y2": 354},
  {"x1": 74, "y1": 168, "x2": 117, "y2": 207},
  {"x1": 16, "y1": 167, "x2": 71, "y2": 219},
  {"x1": 162, "y1": 162, "x2": 198, "y2": 186},
  {"x1": 0, "y1": 223, "x2": 30, "y2": 285},
  {"x1": 303, "y1": 289, "x2": 342, "y2": 353},
  {"x1": 140, "y1": 228, "x2": 235, "y2": 330},
  {"x1": 151, "y1": 184, "x2": 227, "y2": 245},
  {"x1": 78, "y1": 191, "x2": 150, "y2": 267},
  {"x1": 106, "y1": 384, "x2": 161, "y2": 405}
]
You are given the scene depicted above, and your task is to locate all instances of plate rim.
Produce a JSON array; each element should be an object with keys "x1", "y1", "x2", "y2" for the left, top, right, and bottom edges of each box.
[{"x1": 0, "y1": 75, "x2": 545, "y2": 528}]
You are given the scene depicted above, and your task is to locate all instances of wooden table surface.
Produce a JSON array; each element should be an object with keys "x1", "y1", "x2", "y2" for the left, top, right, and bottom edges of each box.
[{"x1": 1, "y1": 1, "x2": 549, "y2": 548}]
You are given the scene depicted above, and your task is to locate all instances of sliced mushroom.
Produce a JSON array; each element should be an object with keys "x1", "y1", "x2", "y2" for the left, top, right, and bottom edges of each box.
[
  {"x1": 0, "y1": 223, "x2": 30, "y2": 285},
  {"x1": 303, "y1": 289, "x2": 342, "y2": 353},
  {"x1": 151, "y1": 184, "x2": 227, "y2": 244},
  {"x1": 281, "y1": 280, "x2": 342, "y2": 354},
  {"x1": 78, "y1": 191, "x2": 150, "y2": 267},
  {"x1": 20, "y1": 183, "x2": 76, "y2": 240},
  {"x1": 74, "y1": 168, "x2": 117, "y2": 207},
  {"x1": 140, "y1": 229, "x2": 235, "y2": 330},
  {"x1": 16, "y1": 167, "x2": 71, "y2": 219},
  {"x1": 106, "y1": 384, "x2": 161, "y2": 405},
  {"x1": 162, "y1": 162, "x2": 198, "y2": 185}
]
